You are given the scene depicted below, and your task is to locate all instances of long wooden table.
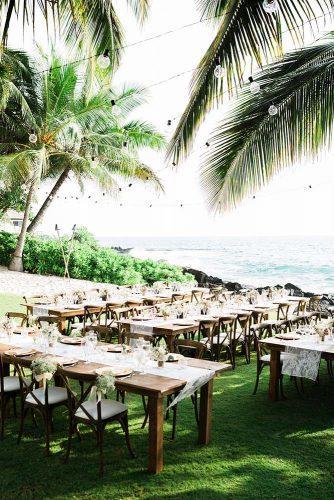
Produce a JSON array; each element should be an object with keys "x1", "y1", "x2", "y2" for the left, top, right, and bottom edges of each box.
[
  {"x1": 0, "y1": 340, "x2": 230, "y2": 473},
  {"x1": 259, "y1": 335, "x2": 334, "y2": 401},
  {"x1": 118, "y1": 318, "x2": 199, "y2": 352}
]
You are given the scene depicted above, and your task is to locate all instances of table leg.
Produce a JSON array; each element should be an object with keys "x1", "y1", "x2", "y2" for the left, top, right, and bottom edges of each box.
[
  {"x1": 269, "y1": 349, "x2": 281, "y2": 401},
  {"x1": 166, "y1": 335, "x2": 175, "y2": 353},
  {"x1": 147, "y1": 395, "x2": 164, "y2": 473},
  {"x1": 198, "y1": 379, "x2": 213, "y2": 445}
]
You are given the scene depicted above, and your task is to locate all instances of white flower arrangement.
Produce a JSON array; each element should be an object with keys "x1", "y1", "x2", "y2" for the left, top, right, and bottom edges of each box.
[
  {"x1": 151, "y1": 345, "x2": 167, "y2": 362},
  {"x1": 95, "y1": 374, "x2": 115, "y2": 395},
  {"x1": 31, "y1": 358, "x2": 57, "y2": 378}
]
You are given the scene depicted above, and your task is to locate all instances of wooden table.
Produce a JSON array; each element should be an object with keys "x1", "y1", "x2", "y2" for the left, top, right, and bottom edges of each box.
[
  {"x1": 259, "y1": 336, "x2": 334, "y2": 401},
  {"x1": 118, "y1": 319, "x2": 199, "y2": 352},
  {"x1": 0, "y1": 341, "x2": 229, "y2": 473}
]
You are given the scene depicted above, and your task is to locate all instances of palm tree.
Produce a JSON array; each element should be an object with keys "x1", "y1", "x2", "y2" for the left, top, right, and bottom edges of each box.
[
  {"x1": 167, "y1": 0, "x2": 334, "y2": 165},
  {"x1": 201, "y1": 32, "x2": 334, "y2": 210},
  {"x1": 0, "y1": 0, "x2": 150, "y2": 66},
  {"x1": 0, "y1": 53, "x2": 165, "y2": 271}
]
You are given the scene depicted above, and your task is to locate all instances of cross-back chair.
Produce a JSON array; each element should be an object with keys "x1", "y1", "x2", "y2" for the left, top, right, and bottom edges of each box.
[
  {"x1": 5, "y1": 312, "x2": 27, "y2": 327},
  {"x1": 57, "y1": 366, "x2": 135, "y2": 476},
  {"x1": 10, "y1": 355, "x2": 68, "y2": 455}
]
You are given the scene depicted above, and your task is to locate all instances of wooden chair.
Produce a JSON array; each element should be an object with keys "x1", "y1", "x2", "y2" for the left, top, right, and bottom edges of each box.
[
  {"x1": 0, "y1": 355, "x2": 30, "y2": 439},
  {"x1": 252, "y1": 324, "x2": 284, "y2": 396},
  {"x1": 201, "y1": 315, "x2": 237, "y2": 367},
  {"x1": 84, "y1": 325, "x2": 116, "y2": 343},
  {"x1": 36, "y1": 315, "x2": 63, "y2": 329},
  {"x1": 5, "y1": 312, "x2": 27, "y2": 327},
  {"x1": 11, "y1": 356, "x2": 68, "y2": 456},
  {"x1": 306, "y1": 295, "x2": 323, "y2": 323},
  {"x1": 234, "y1": 313, "x2": 252, "y2": 365},
  {"x1": 58, "y1": 366, "x2": 135, "y2": 476},
  {"x1": 174, "y1": 338, "x2": 207, "y2": 359}
]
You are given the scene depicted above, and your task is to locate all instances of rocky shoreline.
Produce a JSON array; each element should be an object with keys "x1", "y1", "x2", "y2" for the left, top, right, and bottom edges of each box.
[{"x1": 183, "y1": 267, "x2": 334, "y2": 310}]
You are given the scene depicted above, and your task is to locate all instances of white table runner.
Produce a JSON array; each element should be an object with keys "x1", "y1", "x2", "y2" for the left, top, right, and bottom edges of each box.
[{"x1": 2, "y1": 334, "x2": 215, "y2": 407}]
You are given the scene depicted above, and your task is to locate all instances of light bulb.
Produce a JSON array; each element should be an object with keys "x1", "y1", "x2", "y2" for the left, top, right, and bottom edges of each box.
[
  {"x1": 91, "y1": 157, "x2": 98, "y2": 169},
  {"x1": 268, "y1": 104, "x2": 278, "y2": 116},
  {"x1": 214, "y1": 64, "x2": 224, "y2": 79},
  {"x1": 250, "y1": 81, "x2": 261, "y2": 94},
  {"x1": 263, "y1": 0, "x2": 279, "y2": 14},
  {"x1": 97, "y1": 50, "x2": 110, "y2": 69},
  {"x1": 29, "y1": 132, "x2": 37, "y2": 143}
]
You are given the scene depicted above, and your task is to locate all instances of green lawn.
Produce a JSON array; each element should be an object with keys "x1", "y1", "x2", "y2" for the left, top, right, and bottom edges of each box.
[{"x1": 1, "y1": 294, "x2": 334, "y2": 499}]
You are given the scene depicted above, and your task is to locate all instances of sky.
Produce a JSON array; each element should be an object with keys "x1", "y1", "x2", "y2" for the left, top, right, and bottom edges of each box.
[{"x1": 5, "y1": 0, "x2": 334, "y2": 238}]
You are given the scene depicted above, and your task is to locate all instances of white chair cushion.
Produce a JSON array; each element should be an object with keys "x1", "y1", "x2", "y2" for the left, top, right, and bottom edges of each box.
[
  {"x1": 3, "y1": 376, "x2": 30, "y2": 393},
  {"x1": 260, "y1": 353, "x2": 293, "y2": 363},
  {"x1": 26, "y1": 387, "x2": 68, "y2": 405},
  {"x1": 75, "y1": 399, "x2": 127, "y2": 421}
]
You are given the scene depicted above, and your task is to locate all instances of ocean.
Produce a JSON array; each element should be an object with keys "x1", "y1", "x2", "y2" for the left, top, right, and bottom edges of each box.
[{"x1": 98, "y1": 236, "x2": 334, "y2": 294}]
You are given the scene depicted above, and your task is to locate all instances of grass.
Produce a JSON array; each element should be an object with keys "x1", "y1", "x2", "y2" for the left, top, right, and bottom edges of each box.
[{"x1": 1, "y1": 294, "x2": 334, "y2": 499}]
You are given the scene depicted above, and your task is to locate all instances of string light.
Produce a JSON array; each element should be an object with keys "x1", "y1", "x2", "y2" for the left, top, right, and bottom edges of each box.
[
  {"x1": 91, "y1": 157, "x2": 98, "y2": 169},
  {"x1": 167, "y1": 120, "x2": 172, "y2": 126},
  {"x1": 29, "y1": 131, "x2": 37, "y2": 143},
  {"x1": 205, "y1": 142, "x2": 210, "y2": 147},
  {"x1": 214, "y1": 64, "x2": 224, "y2": 79},
  {"x1": 249, "y1": 76, "x2": 261, "y2": 94},
  {"x1": 97, "y1": 49, "x2": 111, "y2": 69},
  {"x1": 268, "y1": 104, "x2": 278, "y2": 116},
  {"x1": 111, "y1": 99, "x2": 116, "y2": 106},
  {"x1": 262, "y1": 0, "x2": 279, "y2": 14}
]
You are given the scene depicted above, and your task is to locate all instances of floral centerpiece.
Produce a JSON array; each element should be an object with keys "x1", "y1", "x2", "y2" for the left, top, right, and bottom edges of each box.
[
  {"x1": 89, "y1": 372, "x2": 116, "y2": 402},
  {"x1": 1, "y1": 317, "x2": 15, "y2": 338},
  {"x1": 41, "y1": 325, "x2": 61, "y2": 347},
  {"x1": 73, "y1": 291, "x2": 85, "y2": 304},
  {"x1": 151, "y1": 345, "x2": 168, "y2": 367},
  {"x1": 31, "y1": 358, "x2": 57, "y2": 387}
]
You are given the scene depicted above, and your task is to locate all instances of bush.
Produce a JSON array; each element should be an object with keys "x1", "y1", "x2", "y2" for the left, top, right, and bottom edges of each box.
[{"x1": 0, "y1": 229, "x2": 192, "y2": 286}]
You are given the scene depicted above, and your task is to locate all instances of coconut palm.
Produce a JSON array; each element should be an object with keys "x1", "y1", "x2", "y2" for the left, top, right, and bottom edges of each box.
[
  {"x1": 201, "y1": 32, "x2": 334, "y2": 210},
  {"x1": 0, "y1": 0, "x2": 150, "y2": 65},
  {"x1": 167, "y1": 0, "x2": 334, "y2": 165},
  {"x1": 0, "y1": 53, "x2": 165, "y2": 271}
]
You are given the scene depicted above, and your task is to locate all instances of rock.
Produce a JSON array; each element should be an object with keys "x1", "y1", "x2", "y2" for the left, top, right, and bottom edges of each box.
[{"x1": 183, "y1": 267, "x2": 243, "y2": 291}]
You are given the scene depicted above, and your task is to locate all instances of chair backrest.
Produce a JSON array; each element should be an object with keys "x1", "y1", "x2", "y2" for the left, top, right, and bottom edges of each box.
[
  {"x1": 84, "y1": 324, "x2": 114, "y2": 342},
  {"x1": 23, "y1": 295, "x2": 53, "y2": 305},
  {"x1": 6, "y1": 312, "x2": 27, "y2": 326},
  {"x1": 57, "y1": 366, "x2": 105, "y2": 423},
  {"x1": 277, "y1": 303, "x2": 293, "y2": 320},
  {"x1": 8, "y1": 355, "x2": 51, "y2": 407},
  {"x1": 253, "y1": 324, "x2": 275, "y2": 358},
  {"x1": 309, "y1": 295, "x2": 323, "y2": 311},
  {"x1": 174, "y1": 339, "x2": 206, "y2": 359},
  {"x1": 83, "y1": 305, "x2": 104, "y2": 328},
  {"x1": 133, "y1": 305, "x2": 157, "y2": 317},
  {"x1": 36, "y1": 315, "x2": 62, "y2": 329},
  {"x1": 105, "y1": 305, "x2": 133, "y2": 327},
  {"x1": 123, "y1": 331, "x2": 155, "y2": 345}
]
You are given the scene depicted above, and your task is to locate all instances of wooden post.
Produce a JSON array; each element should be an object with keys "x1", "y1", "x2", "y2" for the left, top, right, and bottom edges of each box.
[
  {"x1": 148, "y1": 395, "x2": 164, "y2": 473},
  {"x1": 269, "y1": 349, "x2": 281, "y2": 401},
  {"x1": 198, "y1": 379, "x2": 213, "y2": 445}
]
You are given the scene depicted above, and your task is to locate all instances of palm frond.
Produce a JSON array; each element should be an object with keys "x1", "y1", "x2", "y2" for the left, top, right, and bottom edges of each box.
[
  {"x1": 201, "y1": 32, "x2": 334, "y2": 211},
  {"x1": 167, "y1": 0, "x2": 334, "y2": 165},
  {"x1": 126, "y1": 0, "x2": 150, "y2": 24}
]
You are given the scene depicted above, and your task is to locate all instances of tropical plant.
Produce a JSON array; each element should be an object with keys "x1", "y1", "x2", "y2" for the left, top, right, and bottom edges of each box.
[
  {"x1": 201, "y1": 32, "x2": 334, "y2": 209},
  {"x1": 0, "y1": 0, "x2": 150, "y2": 66},
  {"x1": 167, "y1": 0, "x2": 334, "y2": 165},
  {"x1": 0, "y1": 229, "x2": 193, "y2": 285},
  {"x1": 0, "y1": 52, "x2": 165, "y2": 271}
]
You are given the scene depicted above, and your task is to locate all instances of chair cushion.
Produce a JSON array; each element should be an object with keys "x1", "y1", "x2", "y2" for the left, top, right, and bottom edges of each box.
[
  {"x1": 260, "y1": 353, "x2": 293, "y2": 363},
  {"x1": 3, "y1": 376, "x2": 29, "y2": 393},
  {"x1": 75, "y1": 399, "x2": 127, "y2": 421},
  {"x1": 26, "y1": 387, "x2": 68, "y2": 406}
]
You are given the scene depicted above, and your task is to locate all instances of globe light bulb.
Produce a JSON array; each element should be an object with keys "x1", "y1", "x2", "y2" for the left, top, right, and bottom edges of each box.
[
  {"x1": 263, "y1": 0, "x2": 279, "y2": 14},
  {"x1": 214, "y1": 64, "x2": 224, "y2": 79},
  {"x1": 91, "y1": 157, "x2": 98, "y2": 169},
  {"x1": 268, "y1": 104, "x2": 278, "y2": 116},
  {"x1": 97, "y1": 50, "x2": 110, "y2": 69},
  {"x1": 250, "y1": 81, "x2": 261, "y2": 94},
  {"x1": 29, "y1": 132, "x2": 37, "y2": 143}
]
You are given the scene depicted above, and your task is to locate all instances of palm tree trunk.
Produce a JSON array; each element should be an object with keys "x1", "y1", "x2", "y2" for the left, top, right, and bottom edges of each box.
[
  {"x1": 27, "y1": 166, "x2": 71, "y2": 234},
  {"x1": 8, "y1": 178, "x2": 36, "y2": 272}
]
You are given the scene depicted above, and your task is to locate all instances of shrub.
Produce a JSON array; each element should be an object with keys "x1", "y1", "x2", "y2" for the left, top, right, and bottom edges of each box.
[{"x1": 0, "y1": 229, "x2": 192, "y2": 286}]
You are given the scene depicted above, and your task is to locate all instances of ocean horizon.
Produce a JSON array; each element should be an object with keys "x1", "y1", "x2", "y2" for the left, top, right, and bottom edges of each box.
[{"x1": 97, "y1": 235, "x2": 334, "y2": 295}]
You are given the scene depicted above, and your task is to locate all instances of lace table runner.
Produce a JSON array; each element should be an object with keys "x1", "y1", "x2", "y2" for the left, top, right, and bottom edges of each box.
[{"x1": 281, "y1": 346, "x2": 321, "y2": 381}]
